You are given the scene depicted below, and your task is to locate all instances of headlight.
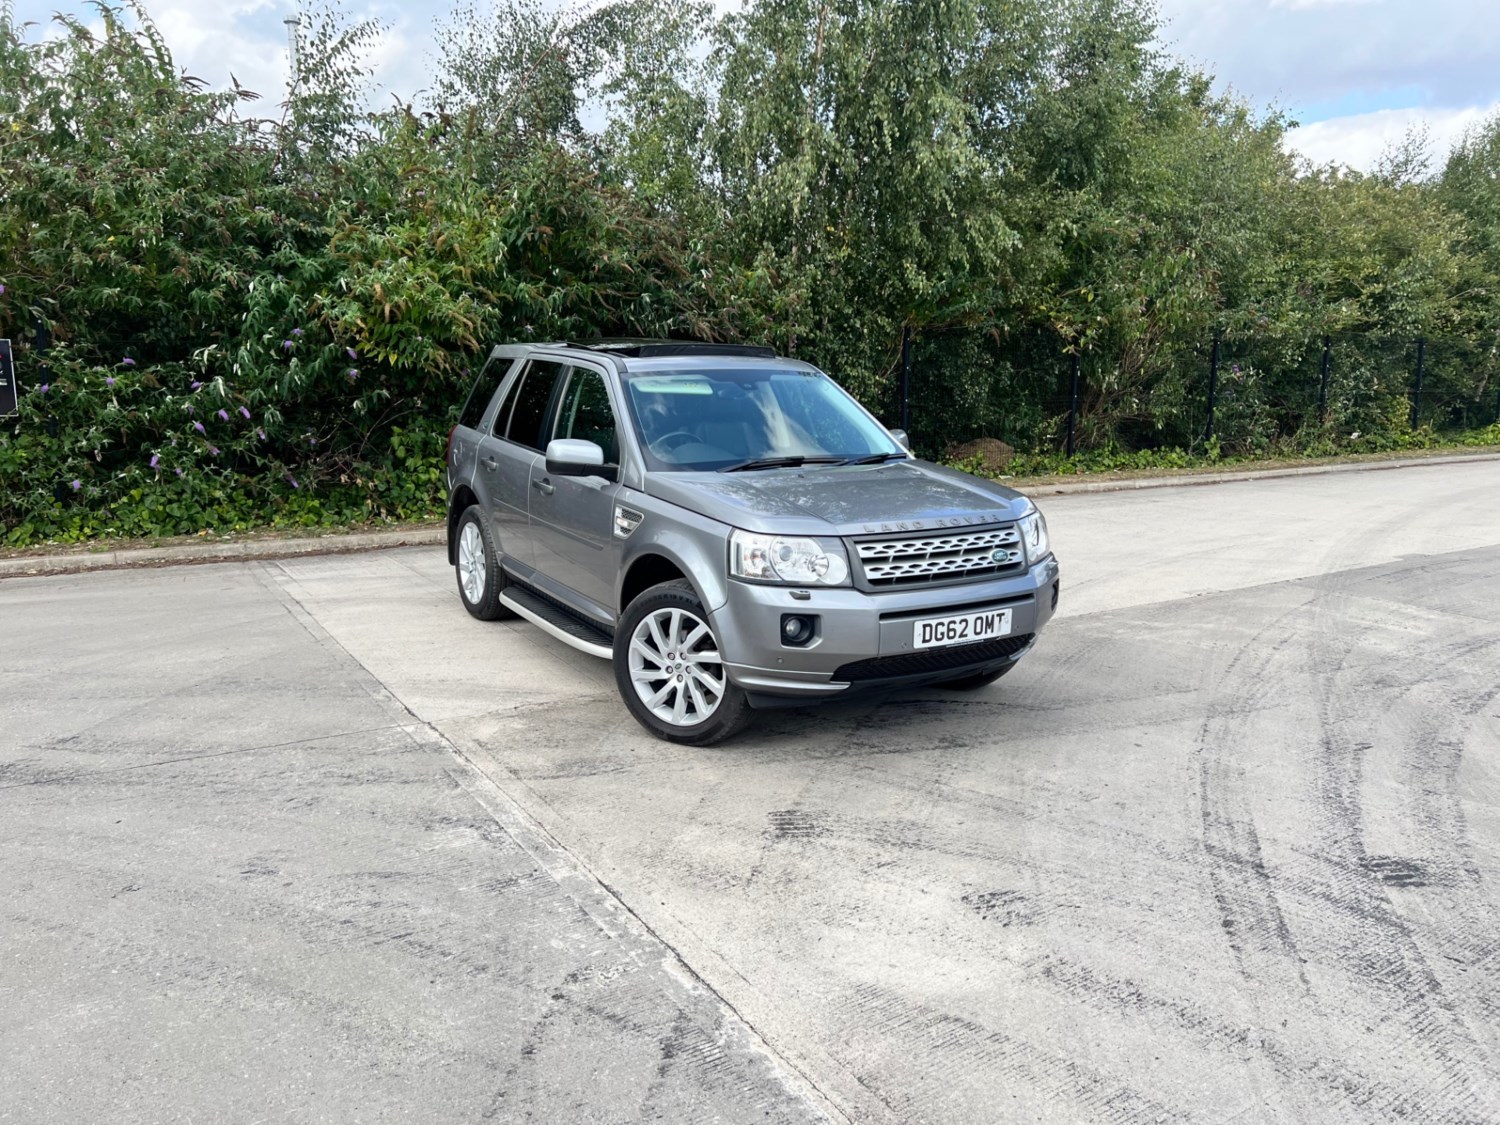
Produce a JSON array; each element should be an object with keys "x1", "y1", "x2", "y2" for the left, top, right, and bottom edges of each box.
[
  {"x1": 1018, "y1": 509, "x2": 1050, "y2": 564},
  {"x1": 730, "y1": 529, "x2": 851, "y2": 586}
]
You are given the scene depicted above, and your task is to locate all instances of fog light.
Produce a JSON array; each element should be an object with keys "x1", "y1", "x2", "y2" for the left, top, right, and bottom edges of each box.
[{"x1": 780, "y1": 614, "x2": 817, "y2": 647}]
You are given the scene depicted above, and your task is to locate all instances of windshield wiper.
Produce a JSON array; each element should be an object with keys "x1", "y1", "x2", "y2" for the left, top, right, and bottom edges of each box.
[
  {"x1": 842, "y1": 452, "x2": 908, "y2": 466},
  {"x1": 719, "y1": 455, "x2": 844, "y2": 473}
]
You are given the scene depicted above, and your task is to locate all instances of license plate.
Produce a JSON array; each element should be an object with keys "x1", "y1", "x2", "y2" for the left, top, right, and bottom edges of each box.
[{"x1": 913, "y1": 607, "x2": 1012, "y2": 650}]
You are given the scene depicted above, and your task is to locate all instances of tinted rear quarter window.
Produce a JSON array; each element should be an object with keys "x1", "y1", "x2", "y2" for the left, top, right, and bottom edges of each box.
[
  {"x1": 458, "y1": 355, "x2": 512, "y2": 430},
  {"x1": 504, "y1": 359, "x2": 568, "y2": 450}
]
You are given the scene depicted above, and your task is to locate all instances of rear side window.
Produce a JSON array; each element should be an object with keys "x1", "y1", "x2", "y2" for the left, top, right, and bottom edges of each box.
[
  {"x1": 458, "y1": 355, "x2": 511, "y2": 431},
  {"x1": 503, "y1": 359, "x2": 568, "y2": 450}
]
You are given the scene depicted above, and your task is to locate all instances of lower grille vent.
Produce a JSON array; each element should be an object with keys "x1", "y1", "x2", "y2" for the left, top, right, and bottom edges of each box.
[{"x1": 833, "y1": 634, "x2": 1035, "y2": 683}]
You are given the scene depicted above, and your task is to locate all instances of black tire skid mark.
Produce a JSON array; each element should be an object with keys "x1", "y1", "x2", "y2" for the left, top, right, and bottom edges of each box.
[
  {"x1": 1195, "y1": 607, "x2": 1314, "y2": 993},
  {"x1": 1188, "y1": 583, "x2": 1349, "y2": 1122},
  {"x1": 826, "y1": 983, "x2": 1192, "y2": 1125},
  {"x1": 1350, "y1": 617, "x2": 1500, "y2": 1054},
  {"x1": 1303, "y1": 568, "x2": 1500, "y2": 1122},
  {"x1": 1029, "y1": 952, "x2": 1485, "y2": 1123},
  {"x1": 486, "y1": 966, "x2": 814, "y2": 1125}
]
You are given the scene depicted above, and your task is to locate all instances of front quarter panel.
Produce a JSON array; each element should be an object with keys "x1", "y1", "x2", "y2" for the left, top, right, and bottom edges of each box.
[{"x1": 615, "y1": 488, "x2": 733, "y2": 613}]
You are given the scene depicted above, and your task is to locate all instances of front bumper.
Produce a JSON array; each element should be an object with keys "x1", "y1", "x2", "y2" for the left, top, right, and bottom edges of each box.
[{"x1": 710, "y1": 554, "x2": 1061, "y2": 702}]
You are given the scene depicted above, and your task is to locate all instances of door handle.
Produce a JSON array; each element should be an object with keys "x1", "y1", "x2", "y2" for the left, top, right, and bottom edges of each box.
[
  {"x1": 480, "y1": 456, "x2": 498, "y2": 472},
  {"x1": 532, "y1": 478, "x2": 554, "y2": 496}
]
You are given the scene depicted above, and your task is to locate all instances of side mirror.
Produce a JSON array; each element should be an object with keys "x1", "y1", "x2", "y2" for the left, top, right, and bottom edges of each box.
[
  {"x1": 888, "y1": 428, "x2": 911, "y2": 452},
  {"x1": 545, "y1": 438, "x2": 615, "y2": 481}
]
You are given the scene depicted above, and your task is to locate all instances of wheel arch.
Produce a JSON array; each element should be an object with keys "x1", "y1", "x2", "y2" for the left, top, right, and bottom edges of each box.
[
  {"x1": 618, "y1": 546, "x2": 721, "y2": 616},
  {"x1": 448, "y1": 486, "x2": 480, "y2": 564}
]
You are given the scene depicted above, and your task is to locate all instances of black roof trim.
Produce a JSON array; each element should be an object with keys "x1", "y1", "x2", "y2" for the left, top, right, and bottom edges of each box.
[{"x1": 564, "y1": 339, "x2": 778, "y2": 359}]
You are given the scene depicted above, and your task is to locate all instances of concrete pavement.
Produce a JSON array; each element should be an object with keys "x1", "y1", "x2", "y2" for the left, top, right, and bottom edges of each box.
[{"x1": 4, "y1": 458, "x2": 1500, "y2": 1123}]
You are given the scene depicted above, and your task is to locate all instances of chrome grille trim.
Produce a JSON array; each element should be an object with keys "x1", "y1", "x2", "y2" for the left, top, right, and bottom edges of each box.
[{"x1": 854, "y1": 526, "x2": 1023, "y2": 587}]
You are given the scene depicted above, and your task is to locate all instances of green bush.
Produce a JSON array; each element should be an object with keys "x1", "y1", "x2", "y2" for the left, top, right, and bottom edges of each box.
[{"x1": 2, "y1": 1, "x2": 1497, "y2": 547}]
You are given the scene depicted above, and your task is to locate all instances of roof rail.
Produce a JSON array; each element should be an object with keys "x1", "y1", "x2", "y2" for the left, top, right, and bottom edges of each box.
[{"x1": 564, "y1": 339, "x2": 779, "y2": 359}]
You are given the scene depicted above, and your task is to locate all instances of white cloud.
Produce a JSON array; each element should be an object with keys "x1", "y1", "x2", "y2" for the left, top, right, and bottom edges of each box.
[
  {"x1": 1285, "y1": 100, "x2": 1500, "y2": 171},
  {"x1": 1156, "y1": 0, "x2": 1500, "y2": 114},
  {"x1": 150, "y1": 1, "x2": 290, "y2": 101}
]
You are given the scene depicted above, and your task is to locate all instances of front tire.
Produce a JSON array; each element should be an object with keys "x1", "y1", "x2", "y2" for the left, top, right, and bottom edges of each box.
[
  {"x1": 614, "y1": 580, "x2": 752, "y2": 746},
  {"x1": 454, "y1": 506, "x2": 516, "y2": 621}
]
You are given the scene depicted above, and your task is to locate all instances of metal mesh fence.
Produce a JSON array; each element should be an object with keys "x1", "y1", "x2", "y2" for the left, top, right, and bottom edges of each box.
[{"x1": 896, "y1": 328, "x2": 1500, "y2": 458}]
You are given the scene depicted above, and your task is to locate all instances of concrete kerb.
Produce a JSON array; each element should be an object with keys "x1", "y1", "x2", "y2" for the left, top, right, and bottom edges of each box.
[
  {"x1": 1025, "y1": 450, "x2": 1500, "y2": 496},
  {"x1": 4, "y1": 450, "x2": 1498, "y2": 579},
  {"x1": 0, "y1": 525, "x2": 447, "y2": 579}
]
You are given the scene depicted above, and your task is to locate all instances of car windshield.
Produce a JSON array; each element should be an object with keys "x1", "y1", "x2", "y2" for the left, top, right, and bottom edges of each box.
[{"x1": 621, "y1": 367, "x2": 904, "y2": 472}]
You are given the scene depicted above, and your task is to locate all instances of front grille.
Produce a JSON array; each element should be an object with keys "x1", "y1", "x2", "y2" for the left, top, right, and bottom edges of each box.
[
  {"x1": 833, "y1": 634, "x2": 1034, "y2": 683},
  {"x1": 854, "y1": 525, "x2": 1024, "y2": 588}
]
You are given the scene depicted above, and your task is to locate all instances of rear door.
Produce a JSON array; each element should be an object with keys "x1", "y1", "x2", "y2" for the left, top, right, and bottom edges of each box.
[
  {"x1": 528, "y1": 363, "x2": 623, "y2": 621},
  {"x1": 475, "y1": 358, "x2": 567, "y2": 572},
  {"x1": 449, "y1": 353, "x2": 516, "y2": 493}
]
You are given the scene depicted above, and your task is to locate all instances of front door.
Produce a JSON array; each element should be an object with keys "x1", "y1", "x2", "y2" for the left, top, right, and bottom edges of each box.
[{"x1": 529, "y1": 364, "x2": 623, "y2": 622}]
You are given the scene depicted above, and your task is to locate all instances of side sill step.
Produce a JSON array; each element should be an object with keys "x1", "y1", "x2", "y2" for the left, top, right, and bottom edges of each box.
[{"x1": 500, "y1": 586, "x2": 614, "y2": 660}]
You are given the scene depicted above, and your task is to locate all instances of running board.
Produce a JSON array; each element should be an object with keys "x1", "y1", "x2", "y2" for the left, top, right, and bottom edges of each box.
[{"x1": 500, "y1": 586, "x2": 614, "y2": 660}]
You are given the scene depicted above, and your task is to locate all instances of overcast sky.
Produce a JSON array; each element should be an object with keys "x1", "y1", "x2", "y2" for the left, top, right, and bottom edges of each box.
[{"x1": 8, "y1": 0, "x2": 1498, "y2": 172}]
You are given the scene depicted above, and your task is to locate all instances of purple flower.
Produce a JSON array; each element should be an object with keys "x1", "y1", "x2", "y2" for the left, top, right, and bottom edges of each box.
[
  {"x1": 347, "y1": 368, "x2": 360, "y2": 382},
  {"x1": 1231, "y1": 364, "x2": 1242, "y2": 374},
  {"x1": 239, "y1": 406, "x2": 251, "y2": 419},
  {"x1": 150, "y1": 454, "x2": 160, "y2": 468},
  {"x1": 193, "y1": 421, "x2": 206, "y2": 434},
  {"x1": 185, "y1": 404, "x2": 194, "y2": 414},
  {"x1": 292, "y1": 328, "x2": 304, "y2": 337},
  {"x1": 191, "y1": 380, "x2": 202, "y2": 390},
  {"x1": 209, "y1": 446, "x2": 220, "y2": 457},
  {"x1": 122, "y1": 357, "x2": 135, "y2": 367},
  {"x1": 286, "y1": 474, "x2": 299, "y2": 490},
  {"x1": 346, "y1": 347, "x2": 358, "y2": 360},
  {"x1": 70, "y1": 479, "x2": 81, "y2": 492},
  {"x1": 308, "y1": 436, "x2": 317, "y2": 446},
  {"x1": 175, "y1": 467, "x2": 185, "y2": 477},
  {"x1": 105, "y1": 376, "x2": 115, "y2": 387},
  {"x1": 0, "y1": 283, "x2": 6, "y2": 295},
  {"x1": 217, "y1": 409, "x2": 229, "y2": 422},
  {"x1": 257, "y1": 428, "x2": 267, "y2": 441},
  {"x1": 38, "y1": 384, "x2": 49, "y2": 394},
  {"x1": 282, "y1": 340, "x2": 294, "y2": 351}
]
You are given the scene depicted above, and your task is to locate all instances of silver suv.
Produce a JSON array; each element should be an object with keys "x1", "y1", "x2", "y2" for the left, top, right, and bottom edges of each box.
[{"x1": 445, "y1": 341, "x2": 1059, "y2": 744}]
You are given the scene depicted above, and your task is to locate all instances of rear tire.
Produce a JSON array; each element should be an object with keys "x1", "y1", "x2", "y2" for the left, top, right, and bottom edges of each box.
[
  {"x1": 936, "y1": 662, "x2": 1016, "y2": 691},
  {"x1": 614, "y1": 580, "x2": 752, "y2": 746},
  {"x1": 454, "y1": 506, "x2": 517, "y2": 621}
]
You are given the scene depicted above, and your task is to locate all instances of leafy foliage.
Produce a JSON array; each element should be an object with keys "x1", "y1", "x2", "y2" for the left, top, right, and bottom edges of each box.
[{"x1": 1, "y1": 0, "x2": 1497, "y2": 546}]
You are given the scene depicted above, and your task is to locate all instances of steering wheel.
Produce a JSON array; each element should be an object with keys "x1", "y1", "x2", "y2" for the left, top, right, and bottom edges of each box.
[{"x1": 650, "y1": 430, "x2": 700, "y2": 456}]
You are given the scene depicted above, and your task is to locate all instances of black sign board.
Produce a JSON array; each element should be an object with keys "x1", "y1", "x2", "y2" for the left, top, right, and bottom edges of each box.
[{"x1": 0, "y1": 339, "x2": 16, "y2": 417}]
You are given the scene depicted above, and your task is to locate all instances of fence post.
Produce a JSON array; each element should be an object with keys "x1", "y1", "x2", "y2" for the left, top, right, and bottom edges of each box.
[
  {"x1": 1409, "y1": 336, "x2": 1425, "y2": 430},
  {"x1": 899, "y1": 324, "x2": 911, "y2": 436},
  {"x1": 1204, "y1": 328, "x2": 1221, "y2": 443},
  {"x1": 1317, "y1": 336, "x2": 1331, "y2": 423},
  {"x1": 36, "y1": 315, "x2": 57, "y2": 440},
  {"x1": 1066, "y1": 351, "x2": 1081, "y2": 458}
]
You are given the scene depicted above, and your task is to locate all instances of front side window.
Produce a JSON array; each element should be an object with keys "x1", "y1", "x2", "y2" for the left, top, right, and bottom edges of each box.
[
  {"x1": 622, "y1": 367, "x2": 902, "y2": 472},
  {"x1": 502, "y1": 359, "x2": 568, "y2": 450},
  {"x1": 553, "y1": 368, "x2": 619, "y2": 463}
]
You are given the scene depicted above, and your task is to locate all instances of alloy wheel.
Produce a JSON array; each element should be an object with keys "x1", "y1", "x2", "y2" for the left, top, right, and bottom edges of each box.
[
  {"x1": 628, "y1": 607, "x2": 725, "y2": 726},
  {"x1": 458, "y1": 521, "x2": 486, "y2": 604}
]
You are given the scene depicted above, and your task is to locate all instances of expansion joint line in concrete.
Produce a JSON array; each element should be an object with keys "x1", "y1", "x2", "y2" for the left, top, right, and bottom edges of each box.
[{"x1": 255, "y1": 559, "x2": 850, "y2": 1124}]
